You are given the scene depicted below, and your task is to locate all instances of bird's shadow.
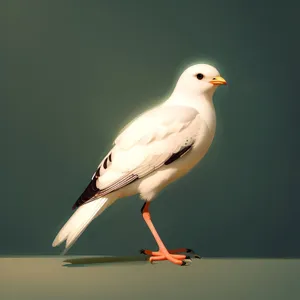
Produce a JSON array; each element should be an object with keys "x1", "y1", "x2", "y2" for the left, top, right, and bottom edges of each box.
[{"x1": 62, "y1": 255, "x2": 149, "y2": 268}]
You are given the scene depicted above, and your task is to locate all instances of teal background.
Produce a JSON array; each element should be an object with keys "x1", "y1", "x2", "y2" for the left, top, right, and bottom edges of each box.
[{"x1": 1, "y1": 0, "x2": 298, "y2": 257}]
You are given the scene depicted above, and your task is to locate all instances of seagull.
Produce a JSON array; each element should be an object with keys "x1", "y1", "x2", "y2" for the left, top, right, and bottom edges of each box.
[{"x1": 52, "y1": 63, "x2": 227, "y2": 266}]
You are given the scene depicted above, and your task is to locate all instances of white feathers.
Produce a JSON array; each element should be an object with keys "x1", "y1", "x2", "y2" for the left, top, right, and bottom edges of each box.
[
  {"x1": 52, "y1": 197, "x2": 111, "y2": 254},
  {"x1": 115, "y1": 106, "x2": 198, "y2": 150},
  {"x1": 96, "y1": 106, "x2": 200, "y2": 190},
  {"x1": 52, "y1": 63, "x2": 225, "y2": 254}
]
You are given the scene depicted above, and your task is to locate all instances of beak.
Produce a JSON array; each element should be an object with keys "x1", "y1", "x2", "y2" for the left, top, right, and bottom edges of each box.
[{"x1": 209, "y1": 76, "x2": 227, "y2": 86}]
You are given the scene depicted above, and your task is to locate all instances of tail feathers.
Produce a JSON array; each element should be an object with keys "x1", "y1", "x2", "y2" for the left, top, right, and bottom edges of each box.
[{"x1": 52, "y1": 197, "x2": 111, "y2": 255}]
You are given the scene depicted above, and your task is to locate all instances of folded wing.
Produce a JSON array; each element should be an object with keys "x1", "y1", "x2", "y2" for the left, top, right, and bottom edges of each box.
[{"x1": 73, "y1": 105, "x2": 202, "y2": 209}]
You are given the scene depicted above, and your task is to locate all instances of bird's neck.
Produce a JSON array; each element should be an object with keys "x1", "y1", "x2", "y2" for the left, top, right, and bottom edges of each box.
[{"x1": 164, "y1": 92, "x2": 217, "y2": 132}]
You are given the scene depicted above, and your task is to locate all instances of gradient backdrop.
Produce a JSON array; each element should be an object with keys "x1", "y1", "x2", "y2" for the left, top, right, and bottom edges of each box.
[{"x1": 2, "y1": 0, "x2": 298, "y2": 257}]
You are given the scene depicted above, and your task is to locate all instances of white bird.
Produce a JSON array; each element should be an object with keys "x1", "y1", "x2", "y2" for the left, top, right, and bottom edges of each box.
[{"x1": 52, "y1": 63, "x2": 227, "y2": 266}]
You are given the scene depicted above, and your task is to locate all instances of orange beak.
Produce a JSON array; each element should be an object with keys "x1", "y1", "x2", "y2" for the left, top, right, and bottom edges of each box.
[{"x1": 209, "y1": 76, "x2": 227, "y2": 86}]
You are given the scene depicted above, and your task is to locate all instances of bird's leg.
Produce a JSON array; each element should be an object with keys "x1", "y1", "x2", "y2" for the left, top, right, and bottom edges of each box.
[{"x1": 141, "y1": 202, "x2": 193, "y2": 266}]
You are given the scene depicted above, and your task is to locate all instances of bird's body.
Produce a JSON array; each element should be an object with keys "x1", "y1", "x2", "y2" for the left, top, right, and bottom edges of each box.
[{"x1": 53, "y1": 64, "x2": 226, "y2": 265}]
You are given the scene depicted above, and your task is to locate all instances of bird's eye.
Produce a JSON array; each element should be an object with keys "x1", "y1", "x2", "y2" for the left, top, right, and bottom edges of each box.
[{"x1": 196, "y1": 73, "x2": 204, "y2": 80}]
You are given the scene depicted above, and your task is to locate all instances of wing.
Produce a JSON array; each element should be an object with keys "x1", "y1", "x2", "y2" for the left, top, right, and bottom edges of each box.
[{"x1": 72, "y1": 105, "x2": 202, "y2": 209}]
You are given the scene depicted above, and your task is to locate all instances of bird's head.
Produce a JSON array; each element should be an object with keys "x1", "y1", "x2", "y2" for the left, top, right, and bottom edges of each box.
[{"x1": 174, "y1": 64, "x2": 227, "y2": 98}]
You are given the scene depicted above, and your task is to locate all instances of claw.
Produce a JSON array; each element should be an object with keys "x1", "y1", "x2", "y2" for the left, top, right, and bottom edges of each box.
[
  {"x1": 184, "y1": 255, "x2": 192, "y2": 265},
  {"x1": 181, "y1": 259, "x2": 191, "y2": 266},
  {"x1": 185, "y1": 260, "x2": 192, "y2": 267},
  {"x1": 184, "y1": 259, "x2": 192, "y2": 266},
  {"x1": 140, "y1": 249, "x2": 146, "y2": 255},
  {"x1": 186, "y1": 248, "x2": 201, "y2": 258}
]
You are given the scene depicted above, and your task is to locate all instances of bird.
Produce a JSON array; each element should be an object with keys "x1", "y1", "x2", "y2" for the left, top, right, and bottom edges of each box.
[{"x1": 52, "y1": 63, "x2": 227, "y2": 266}]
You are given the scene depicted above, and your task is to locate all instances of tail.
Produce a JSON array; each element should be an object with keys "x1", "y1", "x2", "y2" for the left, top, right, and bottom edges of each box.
[{"x1": 52, "y1": 197, "x2": 112, "y2": 255}]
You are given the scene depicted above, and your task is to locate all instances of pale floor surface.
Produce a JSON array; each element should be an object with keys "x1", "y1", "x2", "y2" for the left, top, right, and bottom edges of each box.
[{"x1": 1, "y1": 256, "x2": 300, "y2": 300}]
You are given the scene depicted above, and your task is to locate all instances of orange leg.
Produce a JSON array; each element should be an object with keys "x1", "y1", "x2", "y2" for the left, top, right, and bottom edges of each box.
[{"x1": 141, "y1": 202, "x2": 198, "y2": 266}]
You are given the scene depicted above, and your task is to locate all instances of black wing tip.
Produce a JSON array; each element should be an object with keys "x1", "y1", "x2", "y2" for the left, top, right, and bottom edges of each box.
[
  {"x1": 71, "y1": 193, "x2": 96, "y2": 210},
  {"x1": 72, "y1": 203, "x2": 78, "y2": 210},
  {"x1": 164, "y1": 145, "x2": 193, "y2": 165},
  {"x1": 72, "y1": 197, "x2": 82, "y2": 210},
  {"x1": 71, "y1": 173, "x2": 100, "y2": 210}
]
